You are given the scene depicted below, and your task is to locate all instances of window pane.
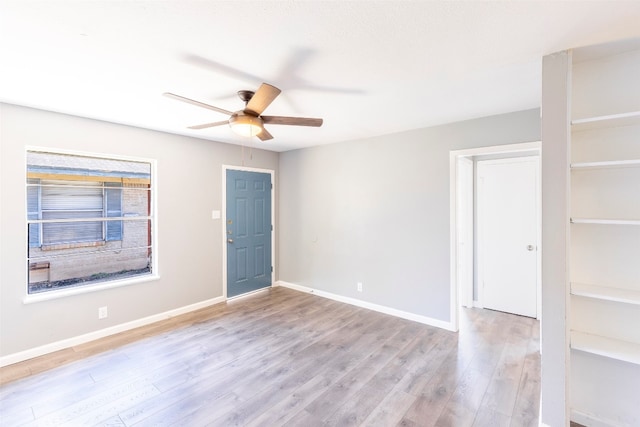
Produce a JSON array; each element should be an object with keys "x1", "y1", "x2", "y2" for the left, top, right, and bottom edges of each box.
[
  {"x1": 28, "y1": 228, "x2": 152, "y2": 294},
  {"x1": 105, "y1": 182, "x2": 123, "y2": 241},
  {"x1": 27, "y1": 178, "x2": 40, "y2": 247},
  {"x1": 42, "y1": 217, "x2": 102, "y2": 245},
  {"x1": 28, "y1": 223, "x2": 41, "y2": 248},
  {"x1": 41, "y1": 181, "x2": 103, "y2": 211}
]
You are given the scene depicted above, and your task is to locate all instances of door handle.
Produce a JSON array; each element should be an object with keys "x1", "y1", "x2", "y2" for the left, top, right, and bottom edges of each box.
[
  {"x1": 228, "y1": 238, "x2": 234, "y2": 244},
  {"x1": 527, "y1": 245, "x2": 535, "y2": 251}
]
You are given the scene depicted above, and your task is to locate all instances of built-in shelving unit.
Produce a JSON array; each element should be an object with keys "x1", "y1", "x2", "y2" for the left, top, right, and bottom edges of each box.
[{"x1": 567, "y1": 39, "x2": 640, "y2": 426}]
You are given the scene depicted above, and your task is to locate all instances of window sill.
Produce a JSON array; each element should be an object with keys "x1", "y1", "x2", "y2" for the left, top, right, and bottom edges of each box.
[{"x1": 23, "y1": 273, "x2": 160, "y2": 304}]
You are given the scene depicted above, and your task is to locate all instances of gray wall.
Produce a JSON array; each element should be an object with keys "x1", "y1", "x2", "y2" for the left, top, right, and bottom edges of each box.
[
  {"x1": 278, "y1": 109, "x2": 540, "y2": 323},
  {"x1": 0, "y1": 103, "x2": 279, "y2": 357}
]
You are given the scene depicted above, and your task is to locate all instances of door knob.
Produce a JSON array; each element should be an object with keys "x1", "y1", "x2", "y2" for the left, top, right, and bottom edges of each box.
[
  {"x1": 527, "y1": 245, "x2": 535, "y2": 251},
  {"x1": 228, "y1": 238, "x2": 234, "y2": 243}
]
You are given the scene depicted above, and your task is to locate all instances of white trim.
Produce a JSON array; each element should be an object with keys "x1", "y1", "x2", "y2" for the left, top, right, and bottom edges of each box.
[
  {"x1": 275, "y1": 281, "x2": 456, "y2": 332},
  {"x1": 536, "y1": 153, "x2": 542, "y2": 322},
  {"x1": 23, "y1": 146, "x2": 159, "y2": 301},
  {"x1": 23, "y1": 274, "x2": 160, "y2": 304},
  {"x1": 450, "y1": 141, "x2": 542, "y2": 158},
  {"x1": 449, "y1": 153, "x2": 459, "y2": 331},
  {"x1": 456, "y1": 156, "x2": 474, "y2": 309},
  {"x1": 476, "y1": 168, "x2": 485, "y2": 308},
  {"x1": 571, "y1": 409, "x2": 620, "y2": 427},
  {"x1": 449, "y1": 141, "x2": 542, "y2": 334},
  {"x1": 25, "y1": 145, "x2": 157, "y2": 164},
  {"x1": 222, "y1": 165, "x2": 276, "y2": 300},
  {"x1": 1, "y1": 296, "x2": 225, "y2": 367}
]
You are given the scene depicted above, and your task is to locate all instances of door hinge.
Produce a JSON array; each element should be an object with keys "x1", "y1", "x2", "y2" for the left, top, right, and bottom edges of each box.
[
  {"x1": 271, "y1": 225, "x2": 273, "y2": 231},
  {"x1": 271, "y1": 266, "x2": 273, "y2": 272},
  {"x1": 271, "y1": 183, "x2": 273, "y2": 189}
]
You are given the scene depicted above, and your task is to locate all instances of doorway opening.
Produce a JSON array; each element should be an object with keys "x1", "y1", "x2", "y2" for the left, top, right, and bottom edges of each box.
[{"x1": 449, "y1": 141, "x2": 541, "y2": 331}]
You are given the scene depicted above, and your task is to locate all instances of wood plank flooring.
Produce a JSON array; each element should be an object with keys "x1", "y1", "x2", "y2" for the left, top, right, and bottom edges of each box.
[{"x1": 0, "y1": 286, "x2": 540, "y2": 426}]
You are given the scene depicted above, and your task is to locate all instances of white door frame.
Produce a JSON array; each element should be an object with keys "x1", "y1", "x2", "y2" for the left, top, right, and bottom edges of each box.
[
  {"x1": 449, "y1": 141, "x2": 541, "y2": 331},
  {"x1": 222, "y1": 165, "x2": 276, "y2": 300},
  {"x1": 457, "y1": 156, "x2": 474, "y2": 309}
]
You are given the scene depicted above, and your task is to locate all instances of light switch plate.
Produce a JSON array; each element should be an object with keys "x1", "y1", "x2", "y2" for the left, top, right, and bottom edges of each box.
[{"x1": 211, "y1": 210, "x2": 221, "y2": 220}]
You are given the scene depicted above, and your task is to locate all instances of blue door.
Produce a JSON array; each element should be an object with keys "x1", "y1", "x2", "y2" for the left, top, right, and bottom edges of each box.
[{"x1": 226, "y1": 170, "x2": 272, "y2": 298}]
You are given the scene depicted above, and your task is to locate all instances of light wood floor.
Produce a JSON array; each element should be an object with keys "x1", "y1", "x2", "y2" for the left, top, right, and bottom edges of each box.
[{"x1": 0, "y1": 287, "x2": 540, "y2": 426}]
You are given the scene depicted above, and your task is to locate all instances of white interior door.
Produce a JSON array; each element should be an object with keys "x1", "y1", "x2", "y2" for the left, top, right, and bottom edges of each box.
[{"x1": 477, "y1": 157, "x2": 538, "y2": 318}]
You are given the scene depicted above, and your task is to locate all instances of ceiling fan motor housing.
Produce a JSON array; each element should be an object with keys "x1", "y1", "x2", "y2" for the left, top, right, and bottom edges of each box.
[{"x1": 237, "y1": 90, "x2": 255, "y2": 104}]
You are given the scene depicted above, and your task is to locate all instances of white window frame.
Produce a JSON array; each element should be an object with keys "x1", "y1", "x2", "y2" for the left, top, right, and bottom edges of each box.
[{"x1": 24, "y1": 147, "x2": 159, "y2": 304}]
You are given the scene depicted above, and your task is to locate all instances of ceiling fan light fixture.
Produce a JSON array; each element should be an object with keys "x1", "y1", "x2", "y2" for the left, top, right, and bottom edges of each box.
[
  {"x1": 229, "y1": 113, "x2": 263, "y2": 137},
  {"x1": 164, "y1": 83, "x2": 323, "y2": 141}
]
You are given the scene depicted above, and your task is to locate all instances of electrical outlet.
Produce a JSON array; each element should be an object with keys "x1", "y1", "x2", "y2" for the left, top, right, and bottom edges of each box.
[
  {"x1": 357, "y1": 282, "x2": 363, "y2": 292},
  {"x1": 98, "y1": 306, "x2": 108, "y2": 319}
]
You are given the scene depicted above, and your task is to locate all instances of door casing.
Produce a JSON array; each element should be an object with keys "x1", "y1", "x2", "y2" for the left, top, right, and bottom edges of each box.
[
  {"x1": 222, "y1": 165, "x2": 275, "y2": 299},
  {"x1": 449, "y1": 141, "x2": 541, "y2": 331},
  {"x1": 457, "y1": 156, "x2": 474, "y2": 309}
]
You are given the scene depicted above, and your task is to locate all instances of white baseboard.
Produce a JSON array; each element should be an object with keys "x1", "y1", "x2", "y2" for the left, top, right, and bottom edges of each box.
[
  {"x1": 571, "y1": 409, "x2": 620, "y2": 427},
  {"x1": 0, "y1": 296, "x2": 226, "y2": 367},
  {"x1": 275, "y1": 281, "x2": 456, "y2": 331}
]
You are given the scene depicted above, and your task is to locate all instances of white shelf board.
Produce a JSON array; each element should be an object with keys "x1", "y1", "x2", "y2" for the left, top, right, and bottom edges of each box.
[
  {"x1": 570, "y1": 218, "x2": 640, "y2": 225},
  {"x1": 571, "y1": 111, "x2": 640, "y2": 131},
  {"x1": 571, "y1": 283, "x2": 640, "y2": 305},
  {"x1": 571, "y1": 159, "x2": 640, "y2": 170},
  {"x1": 571, "y1": 331, "x2": 640, "y2": 365}
]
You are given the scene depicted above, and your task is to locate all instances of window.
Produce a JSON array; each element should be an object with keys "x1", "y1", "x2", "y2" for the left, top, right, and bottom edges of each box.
[
  {"x1": 26, "y1": 150, "x2": 154, "y2": 294},
  {"x1": 29, "y1": 180, "x2": 123, "y2": 246}
]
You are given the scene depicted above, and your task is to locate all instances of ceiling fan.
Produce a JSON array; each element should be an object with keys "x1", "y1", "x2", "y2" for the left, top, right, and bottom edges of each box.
[{"x1": 163, "y1": 83, "x2": 323, "y2": 141}]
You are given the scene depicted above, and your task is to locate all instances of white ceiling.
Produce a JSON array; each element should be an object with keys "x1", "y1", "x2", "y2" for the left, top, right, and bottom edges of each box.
[{"x1": 1, "y1": 1, "x2": 639, "y2": 152}]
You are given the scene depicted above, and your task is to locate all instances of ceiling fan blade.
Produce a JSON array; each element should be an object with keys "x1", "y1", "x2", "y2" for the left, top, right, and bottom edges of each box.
[
  {"x1": 163, "y1": 92, "x2": 233, "y2": 116},
  {"x1": 257, "y1": 127, "x2": 274, "y2": 141},
  {"x1": 188, "y1": 120, "x2": 229, "y2": 130},
  {"x1": 261, "y1": 116, "x2": 323, "y2": 127},
  {"x1": 245, "y1": 83, "x2": 281, "y2": 115}
]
